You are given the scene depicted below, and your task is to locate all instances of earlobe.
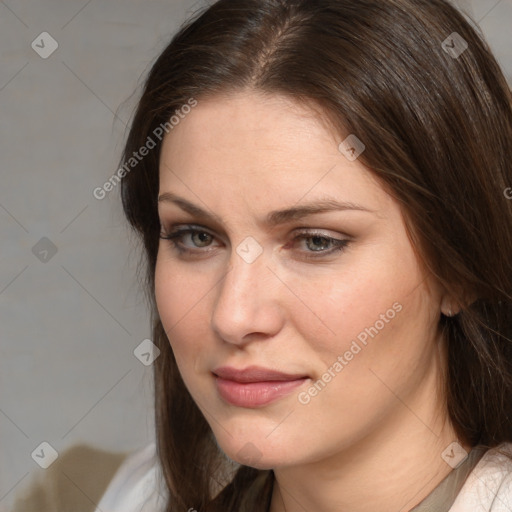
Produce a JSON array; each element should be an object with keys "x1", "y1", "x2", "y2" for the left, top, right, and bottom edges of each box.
[
  {"x1": 440, "y1": 302, "x2": 455, "y2": 317},
  {"x1": 439, "y1": 286, "x2": 460, "y2": 317},
  {"x1": 440, "y1": 289, "x2": 477, "y2": 317},
  {"x1": 440, "y1": 292, "x2": 460, "y2": 317}
]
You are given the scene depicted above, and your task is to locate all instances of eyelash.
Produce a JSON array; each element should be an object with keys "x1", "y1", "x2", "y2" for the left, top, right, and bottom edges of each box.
[{"x1": 159, "y1": 225, "x2": 350, "y2": 260}]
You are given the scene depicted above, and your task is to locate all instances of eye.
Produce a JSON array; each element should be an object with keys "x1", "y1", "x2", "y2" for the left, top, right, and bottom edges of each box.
[
  {"x1": 304, "y1": 235, "x2": 335, "y2": 251},
  {"x1": 187, "y1": 231, "x2": 214, "y2": 247},
  {"x1": 159, "y1": 224, "x2": 351, "y2": 260},
  {"x1": 159, "y1": 225, "x2": 220, "y2": 254},
  {"x1": 290, "y1": 231, "x2": 350, "y2": 259}
]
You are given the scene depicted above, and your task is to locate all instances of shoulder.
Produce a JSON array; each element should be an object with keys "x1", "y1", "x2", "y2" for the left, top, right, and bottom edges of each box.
[
  {"x1": 450, "y1": 442, "x2": 512, "y2": 512},
  {"x1": 97, "y1": 443, "x2": 168, "y2": 512}
]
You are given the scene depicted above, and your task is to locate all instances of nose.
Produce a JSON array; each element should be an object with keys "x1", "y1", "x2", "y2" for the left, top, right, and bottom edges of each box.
[{"x1": 211, "y1": 248, "x2": 285, "y2": 346}]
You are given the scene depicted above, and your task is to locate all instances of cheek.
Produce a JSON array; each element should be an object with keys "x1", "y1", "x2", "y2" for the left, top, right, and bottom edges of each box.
[
  {"x1": 286, "y1": 261, "x2": 408, "y2": 356},
  {"x1": 287, "y1": 239, "x2": 429, "y2": 374},
  {"x1": 309, "y1": 274, "x2": 436, "y2": 412},
  {"x1": 154, "y1": 255, "x2": 213, "y2": 370}
]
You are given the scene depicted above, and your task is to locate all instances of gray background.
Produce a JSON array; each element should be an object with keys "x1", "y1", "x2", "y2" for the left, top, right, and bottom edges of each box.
[{"x1": 0, "y1": 0, "x2": 511, "y2": 510}]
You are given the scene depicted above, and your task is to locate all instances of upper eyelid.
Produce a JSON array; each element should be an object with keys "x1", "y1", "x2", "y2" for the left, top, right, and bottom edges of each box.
[
  {"x1": 160, "y1": 222, "x2": 210, "y2": 233},
  {"x1": 160, "y1": 224, "x2": 349, "y2": 240}
]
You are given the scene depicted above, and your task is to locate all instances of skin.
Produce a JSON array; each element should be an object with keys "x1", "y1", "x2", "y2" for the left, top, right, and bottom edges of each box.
[{"x1": 155, "y1": 90, "x2": 469, "y2": 512}]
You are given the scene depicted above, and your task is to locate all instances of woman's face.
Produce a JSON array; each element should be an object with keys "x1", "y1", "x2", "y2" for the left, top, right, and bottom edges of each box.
[{"x1": 155, "y1": 90, "x2": 447, "y2": 469}]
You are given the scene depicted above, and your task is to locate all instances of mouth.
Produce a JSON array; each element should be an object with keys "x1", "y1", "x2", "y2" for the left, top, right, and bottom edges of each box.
[{"x1": 212, "y1": 366, "x2": 310, "y2": 408}]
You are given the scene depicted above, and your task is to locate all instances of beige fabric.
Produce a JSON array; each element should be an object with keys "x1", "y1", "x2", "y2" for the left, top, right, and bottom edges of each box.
[
  {"x1": 410, "y1": 445, "x2": 488, "y2": 511},
  {"x1": 11, "y1": 444, "x2": 128, "y2": 512}
]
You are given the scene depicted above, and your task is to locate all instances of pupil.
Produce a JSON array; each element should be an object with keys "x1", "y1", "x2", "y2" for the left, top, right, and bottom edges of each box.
[
  {"x1": 310, "y1": 236, "x2": 328, "y2": 251},
  {"x1": 195, "y1": 232, "x2": 211, "y2": 246}
]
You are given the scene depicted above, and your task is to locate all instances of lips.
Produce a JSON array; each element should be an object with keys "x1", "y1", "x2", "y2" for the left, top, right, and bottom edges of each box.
[
  {"x1": 213, "y1": 365, "x2": 307, "y2": 382},
  {"x1": 212, "y1": 366, "x2": 309, "y2": 407}
]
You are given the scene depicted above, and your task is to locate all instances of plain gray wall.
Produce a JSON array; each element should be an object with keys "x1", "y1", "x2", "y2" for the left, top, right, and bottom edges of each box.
[{"x1": 1, "y1": 0, "x2": 511, "y2": 510}]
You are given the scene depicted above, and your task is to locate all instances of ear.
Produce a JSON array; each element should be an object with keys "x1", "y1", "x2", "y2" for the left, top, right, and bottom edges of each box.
[
  {"x1": 440, "y1": 295, "x2": 457, "y2": 317},
  {"x1": 440, "y1": 287, "x2": 477, "y2": 317}
]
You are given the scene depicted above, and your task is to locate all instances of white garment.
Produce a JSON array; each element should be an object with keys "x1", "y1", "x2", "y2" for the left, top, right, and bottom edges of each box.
[
  {"x1": 96, "y1": 444, "x2": 166, "y2": 512},
  {"x1": 97, "y1": 442, "x2": 512, "y2": 512},
  {"x1": 450, "y1": 443, "x2": 512, "y2": 511}
]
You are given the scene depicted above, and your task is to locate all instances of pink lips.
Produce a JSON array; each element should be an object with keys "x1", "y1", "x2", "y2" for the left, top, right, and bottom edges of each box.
[{"x1": 213, "y1": 366, "x2": 309, "y2": 408}]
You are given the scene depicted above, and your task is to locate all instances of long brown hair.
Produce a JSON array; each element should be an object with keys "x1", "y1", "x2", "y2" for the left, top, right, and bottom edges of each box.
[{"x1": 119, "y1": 0, "x2": 512, "y2": 510}]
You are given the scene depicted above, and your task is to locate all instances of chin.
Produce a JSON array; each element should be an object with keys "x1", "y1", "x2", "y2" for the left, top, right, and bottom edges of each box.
[
  {"x1": 227, "y1": 446, "x2": 284, "y2": 470},
  {"x1": 212, "y1": 430, "x2": 296, "y2": 470}
]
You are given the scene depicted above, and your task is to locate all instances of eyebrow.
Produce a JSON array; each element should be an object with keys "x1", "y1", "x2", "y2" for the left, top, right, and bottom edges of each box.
[{"x1": 157, "y1": 192, "x2": 377, "y2": 227}]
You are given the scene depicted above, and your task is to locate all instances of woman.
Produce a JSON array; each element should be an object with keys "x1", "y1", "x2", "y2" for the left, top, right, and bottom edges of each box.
[{"x1": 98, "y1": 0, "x2": 512, "y2": 510}]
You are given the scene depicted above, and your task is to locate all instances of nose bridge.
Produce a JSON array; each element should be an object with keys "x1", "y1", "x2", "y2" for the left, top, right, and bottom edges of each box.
[
  {"x1": 219, "y1": 248, "x2": 267, "y2": 310},
  {"x1": 211, "y1": 244, "x2": 280, "y2": 343}
]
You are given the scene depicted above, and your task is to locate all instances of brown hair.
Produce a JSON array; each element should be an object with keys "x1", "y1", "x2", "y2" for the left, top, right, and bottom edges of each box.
[{"x1": 119, "y1": 0, "x2": 512, "y2": 510}]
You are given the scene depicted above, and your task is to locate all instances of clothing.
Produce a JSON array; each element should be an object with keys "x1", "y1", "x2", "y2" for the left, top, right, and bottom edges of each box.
[
  {"x1": 410, "y1": 445, "x2": 507, "y2": 511},
  {"x1": 96, "y1": 442, "x2": 512, "y2": 511},
  {"x1": 96, "y1": 444, "x2": 166, "y2": 512}
]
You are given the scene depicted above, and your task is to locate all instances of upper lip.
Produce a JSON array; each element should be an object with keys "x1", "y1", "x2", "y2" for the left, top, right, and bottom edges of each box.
[{"x1": 213, "y1": 365, "x2": 308, "y2": 383}]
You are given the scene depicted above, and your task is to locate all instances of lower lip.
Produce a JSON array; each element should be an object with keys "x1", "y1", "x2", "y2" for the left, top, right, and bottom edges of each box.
[{"x1": 215, "y1": 376, "x2": 308, "y2": 408}]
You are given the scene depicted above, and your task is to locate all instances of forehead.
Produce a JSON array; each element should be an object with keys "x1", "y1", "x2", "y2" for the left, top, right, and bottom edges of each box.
[
  {"x1": 160, "y1": 91, "x2": 339, "y2": 163},
  {"x1": 158, "y1": 91, "x2": 390, "y2": 219}
]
